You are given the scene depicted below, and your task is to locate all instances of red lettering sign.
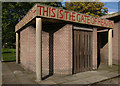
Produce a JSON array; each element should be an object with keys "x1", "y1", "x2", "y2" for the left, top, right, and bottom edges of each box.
[
  {"x1": 85, "y1": 15, "x2": 90, "y2": 24},
  {"x1": 104, "y1": 20, "x2": 108, "y2": 27},
  {"x1": 101, "y1": 19, "x2": 104, "y2": 26},
  {"x1": 98, "y1": 19, "x2": 101, "y2": 26},
  {"x1": 69, "y1": 12, "x2": 72, "y2": 21},
  {"x1": 72, "y1": 12, "x2": 76, "y2": 21},
  {"x1": 64, "y1": 11, "x2": 69, "y2": 20},
  {"x1": 37, "y1": 6, "x2": 44, "y2": 16},
  {"x1": 43, "y1": 7, "x2": 49, "y2": 16},
  {"x1": 49, "y1": 8, "x2": 51, "y2": 17},
  {"x1": 57, "y1": 9, "x2": 59, "y2": 18},
  {"x1": 59, "y1": 10, "x2": 63, "y2": 19},
  {"x1": 51, "y1": 8, "x2": 56, "y2": 18},
  {"x1": 90, "y1": 17, "x2": 94, "y2": 24},
  {"x1": 94, "y1": 18, "x2": 97, "y2": 24},
  {"x1": 81, "y1": 15, "x2": 85, "y2": 23},
  {"x1": 16, "y1": 4, "x2": 114, "y2": 32},
  {"x1": 76, "y1": 14, "x2": 81, "y2": 22}
]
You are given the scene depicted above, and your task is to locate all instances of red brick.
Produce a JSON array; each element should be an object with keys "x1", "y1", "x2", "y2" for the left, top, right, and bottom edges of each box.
[{"x1": 20, "y1": 24, "x2": 73, "y2": 75}]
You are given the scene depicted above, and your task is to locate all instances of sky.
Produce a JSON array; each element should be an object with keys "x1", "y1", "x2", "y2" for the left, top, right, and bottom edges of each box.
[
  {"x1": 104, "y1": 2, "x2": 118, "y2": 14},
  {"x1": 99, "y1": 0, "x2": 119, "y2": 2}
]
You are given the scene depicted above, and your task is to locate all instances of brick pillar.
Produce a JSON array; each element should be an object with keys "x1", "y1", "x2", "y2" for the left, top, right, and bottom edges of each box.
[
  {"x1": 108, "y1": 29, "x2": 112, "y2": 67},
  {"x1": 16, "y1": 32, "x2": 19, "y2": 64},
  {"x1": 92, "y1": 28, "x2": 97, "y2": 69},
  {"x1": 36, "y1": 18, "x2": 42, "y2": 81}
]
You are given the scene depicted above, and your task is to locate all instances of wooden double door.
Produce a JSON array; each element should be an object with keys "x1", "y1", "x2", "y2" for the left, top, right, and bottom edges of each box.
[{"x1": 73, "y1": 29, "x2": 93, "y2": 74}]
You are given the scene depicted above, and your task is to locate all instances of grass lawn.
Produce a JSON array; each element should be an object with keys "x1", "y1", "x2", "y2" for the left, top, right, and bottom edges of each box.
[{"x1": 2, "y1": 48, "x2": 16, "y2": 61}]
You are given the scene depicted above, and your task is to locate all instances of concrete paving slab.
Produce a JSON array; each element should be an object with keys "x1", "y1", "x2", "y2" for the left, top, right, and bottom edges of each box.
[
  {"x1": 96, "y1": 76, "x2": 119, "y2": 84},
  {"x1": 84, "y1": 75, "x2": 108, "y2": 84},
  {"x1": 37, "y1": 80, "x2": 56, "y2": 84},
  {"x1": 13, "y1": 71, "x2": 26, "y2": 77},
  {"x1": 2, "y1": 62, "x2": 37, "y2": 85},
  {"x1": 17, "y1": 77, "x2": 36, "y2": 84},
  {"x1": 2, "y1": 63, "x2": 19, "y2": 84},
  {"x1": 88, "y1": 71, "x2": 101, "y2": 75},
  {"x1": 97, "y1": 70, "x2": 110, "y2": 75},
  {"x1": 63, "y1": 75, "x2": 80, "y2": 81},
  {"x1": 63, "y1": 74, "x2": 109, "y2": 84},
  {"x1": 63, "y1": 79, "x2": 88, "y2": 84},
  {"x1": 102, "y1": 72, "x2": 119, "y2": 78},
  {"x1": 15, "y1": 71, "x2": 37, "y2": 84},
  {"x1": 73, "y1": 72, "x2": 92, "y2": 79},
  {"x1": 51, "y1": 77, "x2": 69, "y2": 84},
  {"x1": 2, "y1": 62, "x2": 120, "y2": 85},
  {"x1": 0, "y1": 62, "x2": 2, "y2": 85},
  {"x1": 2, "y1": 76, "x2": 19, "y2": 84}
]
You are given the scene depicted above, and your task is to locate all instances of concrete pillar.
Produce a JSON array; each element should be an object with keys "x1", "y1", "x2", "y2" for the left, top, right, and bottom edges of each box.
[
  {"x1": 108, "y1": 29, "x2": 112, "y2": 67},
  {"x1": 36, "y1": 18, "x2": 42, "y2": 81},
  {"x1": 92, "y1": 28, "x2": 97, "y2": 69},
  {"x1": 16, "y1": 32, "x2": 19, "y2": 64}
]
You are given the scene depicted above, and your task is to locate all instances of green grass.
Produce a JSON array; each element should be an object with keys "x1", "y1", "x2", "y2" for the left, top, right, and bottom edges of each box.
[
  {"x1": 2, "y1": 48, "x2": 16, "y2": 53},
  {"x1": 2, "y1": 48, "x2": 16, "y2": 61}
]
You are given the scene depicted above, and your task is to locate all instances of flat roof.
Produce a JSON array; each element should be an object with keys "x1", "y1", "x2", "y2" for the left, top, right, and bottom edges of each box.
[
  {"x1": 101, "y1": 11, "x2": 120, "y2": 19},
  {"x1": 101, "y1": 11, "x2": 120, "y2": 22},
  {"x1": 15, "y1": 3, "x2": 114, "y2": 32}
]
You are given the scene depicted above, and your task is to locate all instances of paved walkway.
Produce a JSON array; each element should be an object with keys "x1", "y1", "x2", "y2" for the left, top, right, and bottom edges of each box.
[
  {"x1": 2, "y1": 62, "x2": 119, "y2": 85},
  {"x1": 95, "y1": 76, "x2": 120, "y2": 84},
  {"x1": 0, "y1": 62, "x2": 2, "y2": 85}
]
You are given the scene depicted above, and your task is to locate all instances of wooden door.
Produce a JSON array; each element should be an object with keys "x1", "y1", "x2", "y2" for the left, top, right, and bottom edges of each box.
[{"x1": 73, "y1": 29, "x2": 92, "y2": 74}]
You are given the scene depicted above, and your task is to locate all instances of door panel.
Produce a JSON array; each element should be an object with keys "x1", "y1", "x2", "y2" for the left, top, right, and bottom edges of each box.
[{"x1": 73, "y1": 30, "x2": 92, "y2": 74}]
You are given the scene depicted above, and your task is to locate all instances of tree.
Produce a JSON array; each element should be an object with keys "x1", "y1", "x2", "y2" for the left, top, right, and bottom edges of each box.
[
  {"x1": 2, "y1": 2, "x2": 62, "y2": 48},
  {"x1": 64, "y1": 1, "x2": 108, "y2": 17}
]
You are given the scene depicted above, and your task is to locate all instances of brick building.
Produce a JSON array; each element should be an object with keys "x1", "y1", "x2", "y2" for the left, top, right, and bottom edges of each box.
[
  {"x1": 15, "y1": 4, "x2": 114, "y2": 81},
  {"x1": 99, "y1": 12, "x2": 120, "y2": 65}
]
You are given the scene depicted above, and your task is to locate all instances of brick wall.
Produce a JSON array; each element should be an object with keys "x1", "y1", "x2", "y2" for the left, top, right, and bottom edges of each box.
[
  {"x1": 20, "y1": 25, "x2": 49, "y2": 75},
  {"x1": 54, "y1": 24, "x2": 73, "y2": 75},
  {"x1": 118, "y1": 21, "x2": 120, "y2": 65},
  {"x1": 100, "y1": 42, "x2": 108, "y2": 63},
  {"x1": 112, "y1": 22, "x2": 118, "y2": 64},
  {"x1": 42, "y1": 31, "x2": 49, "y2": 75},
  {"x1": 100, "y1": 22, "x2": 119, "y2": 64},
  {"x1": 20, "y1": 24, "x2": 73, "y2": 75},
  {"x1": 20, "y1": 26, "x2": 36, "y2": 72}
]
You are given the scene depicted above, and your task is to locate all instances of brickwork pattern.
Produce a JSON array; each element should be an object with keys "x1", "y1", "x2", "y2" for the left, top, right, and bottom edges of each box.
[
  {"x1": 101, "y1": 22, "x2": 119, "y2": 64},
  {"x1": 20, "y1": 24, "x2": 73, "y2": 75},
  {"x1": 41, "y1": 31, "x2": 49, "y2": 75},
  {"x1": 100, "y1": 43, "x2": 108, "y2": 64},
  {"x1": 20, "y1": 26, "x2": 49, "y2": 74},
  {"x1": 54, "y1": 24, "x2": 73, "y2": 75},
  {"x1": 20, "y1": 26, "x2": 36, "y2": 72},
  {"x1": 112, "y1": 22, "x2": 119, "y2": 64},
  {"x1": 118, "y1": 21, "x2": 120, "y2": 65}
]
